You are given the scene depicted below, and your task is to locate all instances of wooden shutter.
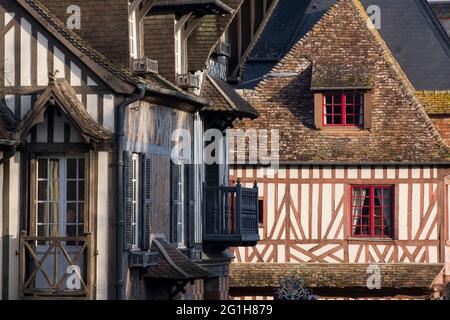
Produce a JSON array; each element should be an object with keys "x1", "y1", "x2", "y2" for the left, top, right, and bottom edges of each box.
[
  {"x1": 123, "y1": 151, "x2": 133, "y2": 251},
  {"x1": 170, "y1": 162, "x2": 181, "y2": 245},
  {"x1": 186, "y1": 164, "x2": 196, "y2": 248},
  {"x1": 364, "y1": 92, "x2": 373, "y2": 130},
  {"x1": 314, "y1": 93, "x2": 323, "y2": 129},
  {"x1": 142, "y1": 155, "x2": 152, "y2": 250},
  {"x1": 29, "y1": 156, "x2": 38, "y2": 236}
]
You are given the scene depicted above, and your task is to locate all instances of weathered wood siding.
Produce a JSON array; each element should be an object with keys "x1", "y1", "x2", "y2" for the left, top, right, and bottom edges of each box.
[
  {"x1": 231, "y1": 165, "x2": 447, "y2": 264},
  {"x1": 125, "y1": 100, "x2": 194, "y2": 239}
]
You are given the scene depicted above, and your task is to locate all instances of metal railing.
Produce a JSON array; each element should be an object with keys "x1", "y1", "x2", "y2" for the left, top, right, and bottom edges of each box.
[{"x1": 19, "y1": 232, "x2": 93, "y2": 298}]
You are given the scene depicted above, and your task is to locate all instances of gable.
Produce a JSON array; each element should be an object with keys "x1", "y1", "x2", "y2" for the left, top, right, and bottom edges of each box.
[{"x1": 238, "y1": 0, "x2": 449, "y2": 163}]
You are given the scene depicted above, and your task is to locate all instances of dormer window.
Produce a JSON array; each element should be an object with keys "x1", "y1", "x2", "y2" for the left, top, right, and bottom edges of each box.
[
  {"x1": 314, "y1": 91, "x2": 373, "y2": 130},
  {"x1": 323, "y1": 92, "x2": 364, "y2": 127}
]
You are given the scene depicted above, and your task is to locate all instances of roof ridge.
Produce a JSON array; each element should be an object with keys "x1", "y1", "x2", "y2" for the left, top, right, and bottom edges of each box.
[
  {"x1": 351, "y1": 0, "x2": 450, "y2": 155},
  {"x1": 18, "y1": 0, "x2": 203, "y2": 104}
]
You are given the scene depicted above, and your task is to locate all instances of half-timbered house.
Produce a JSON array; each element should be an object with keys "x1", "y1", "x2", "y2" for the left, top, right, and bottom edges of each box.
[
  {"x1": 229, "y1": 0, "x2": 450, "y2": 300},
  {"x1": 0, "y1": 0, "x2": 260, "y2": 300}
]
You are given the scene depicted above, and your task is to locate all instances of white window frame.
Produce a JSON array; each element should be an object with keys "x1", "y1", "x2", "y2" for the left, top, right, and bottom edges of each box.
[
  {"x1": 36, "y1": 155, "x2": 85, "y2": 239},
  {"x1": 131, "y1": 153, "x2": 140, "y2": 250},
  {"x1": 175, "y1": 21, "x2": 185, "y2": 75},
  {"x1": 129, "y1": 9, "x2": 138, "y2": 58}
]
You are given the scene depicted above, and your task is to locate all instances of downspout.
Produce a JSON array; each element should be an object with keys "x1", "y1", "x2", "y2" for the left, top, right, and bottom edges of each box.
[{"x1": 116, "y1": 84, "x2": 146, "y2": 300}]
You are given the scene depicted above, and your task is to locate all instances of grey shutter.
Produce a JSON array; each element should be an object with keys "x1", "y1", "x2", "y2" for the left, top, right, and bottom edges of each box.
[
  {"x1": 124, "y1": 151, "x2": 133, "y2": 251},
  {"x1": 170, "y1": 162, "x2": 181, "y2": 245},
  {"x1": 29, "y1": 156, "x2": 38, "y2": 236},
  {"x1": 143, "y1": 155, "x2": 152, "y2": 250},
  {"x1": 186, "y1": 164, "x2": 196, "y2": 248}
]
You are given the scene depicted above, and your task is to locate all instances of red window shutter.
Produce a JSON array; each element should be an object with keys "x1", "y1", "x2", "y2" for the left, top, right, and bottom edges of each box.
[
  {"x1": 364, "y1": 92, "x2": 373, "y2": 130},
  {"x1": 314, "y1": 93, "x2": 323, "y2": 129}
]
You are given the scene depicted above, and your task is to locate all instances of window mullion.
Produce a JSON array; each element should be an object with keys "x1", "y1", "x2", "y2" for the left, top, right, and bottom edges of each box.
[
  {"x1": 370, "y1": 186, "x2": 375, "y2": 237},
  {"x1": 342, "y1": 94, "x2": 347, "y2": 125}
]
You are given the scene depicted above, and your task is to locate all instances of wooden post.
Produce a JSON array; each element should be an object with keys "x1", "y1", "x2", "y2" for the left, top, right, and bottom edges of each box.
[
  {"x1": 86, "y1": 232, "x2": 95, "y2": 300},
  {"x1": 19, "y1": 230, "x2": 26, "y2": 300}
]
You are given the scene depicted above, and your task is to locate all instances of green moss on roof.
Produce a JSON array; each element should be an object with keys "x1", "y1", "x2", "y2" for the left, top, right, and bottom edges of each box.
[{"x1": 416, "y1": 91, "x2": 450, "y2": 115}]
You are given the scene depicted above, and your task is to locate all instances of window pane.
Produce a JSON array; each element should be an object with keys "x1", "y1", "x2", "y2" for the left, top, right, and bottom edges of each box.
[
  {"x1": 49, "y1": 180, "x2": 59, "y2": 201},
  {"x1": 374, "y1": 226, "x2": 383, "y2": 236},
  {"x1": 346, "y1": 115, "x2": 354, "y2": 124},
  {"x1": 325, "y1": 105, "x2": 333, "y2": 115},
  {"x1": 49, "y1": 203, "x2": 59, "y2": 223},
  {"x1": 67, "y1": 159, "x2": 77, "y2": 179},
  {"x1": 37, "y1": 203, "x2": 48, "y2": 224},
  {"x1": 79, "y1": 205, "x2": 85, "y2": 223},
  {"x1": 78, "y1": 225, "x2": 84, "y2": 237},
  {"x1": 325, "y1": 95, "x2": 333, "y2": 104},
  {"x1": 38, "y1": 181, "x2": 48, "y2": 201},
  {"x1": 361, "y1": 227, "x2": 370, "y2": 235},
  {"x1": 38, "y1": 159, "x2": 48, "y2": 179},
  {"x1": 78, "y1": 160, "x2": 85, "y2": 179},
  {"x1": 334, "y1": 106, "x2": 342, "y2": 115},
  {"x1": 79, "y1": 182, "x2": 85, "y2": 201},
  {"x1": 49, "y1": 224, "x2": 59, "y2": 237},
  {"x1": 49, "y1": 159, "x2": 59, "y2": 179},
  {"x1": 67, "y1": 203, "x2": 77, "y2": 223},
  {"x1": 66, "y1": 225, "x2": 76, "y2": 237},
  {"x1": 38, "y1": 225, "x2": 48, "y2": 237},
  {"x1": 346, "y1": 105, "x2": 354, "y2": 114},
  {"x1": 67, "y1": 181, "x2": 77, "y2": 201},
  {"x1": 333, "y1": 115, "x2": 342, "y2": 124}
]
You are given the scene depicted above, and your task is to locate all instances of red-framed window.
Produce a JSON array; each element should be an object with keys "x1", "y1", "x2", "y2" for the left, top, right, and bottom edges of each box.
[
  {"x1": 323, "y1": 93, "x2": 364, "y2": 126},
  {"x1": 351, "y1": 186, "x2": 393, "y2": 238}
]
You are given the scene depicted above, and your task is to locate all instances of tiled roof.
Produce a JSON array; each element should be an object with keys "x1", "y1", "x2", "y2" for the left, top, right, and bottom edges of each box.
[
  {"x1": 18, "y1": 0, "x2": 206, "y2": 106},
  {"x1": 239, "y1": 0, "x2": 336, "y2": 89},
  {"x1": 416, "y1": 91, "x2": 450, "y2": 115},
  {"x1": 201, "y1": 74, "x2": 259, "y2": 118},
  {"x1": 311, "y1": 63, "x2": 372, "y2": 90},
  {"x1": 236, "y1": 0, "x2": 450, "y2": 163},
  {"x1": 230, "y1": 263, "x2": 444, "y2": 290},
  {"x1": 145, "y1": 238, "x2": 211, "y2": 281},
  {"x1": 240, "y1": 0, "x2": 450, "y2": 91},
  {"x1": 16, "y1": 77, "x2": 112, "y2": 143}
]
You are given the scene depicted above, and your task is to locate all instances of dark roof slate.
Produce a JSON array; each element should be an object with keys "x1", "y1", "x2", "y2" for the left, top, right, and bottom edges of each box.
[
  {"x1": 360, "y1": 0, "x2": 450, "y2": 91},
  {"x1": 240, "y1": 0, "x2": 450, "y2": 91},
  {"x1": 201, "y1": 74, "x2": 259, "y2": 118},
  {"x1": 240, "y1": 0, "x2": 335, "y2": 89},
  {"x1": 16, "y1": 77, "x2": 112, "y2": 144}
]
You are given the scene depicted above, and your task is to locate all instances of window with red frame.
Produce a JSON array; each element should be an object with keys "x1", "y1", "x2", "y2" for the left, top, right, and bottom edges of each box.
[
  {"x1": 323, "y1": 93, "x2": 364, "y2": 126},
  {"x1": 351, "y1": 186, "x2": 393, "y2": 238}
]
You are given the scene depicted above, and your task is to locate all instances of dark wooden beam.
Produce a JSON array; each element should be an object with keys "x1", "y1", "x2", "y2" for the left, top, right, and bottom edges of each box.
[{"x1": 138, "y1": 0, "x2": 157, "y2": 21}]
